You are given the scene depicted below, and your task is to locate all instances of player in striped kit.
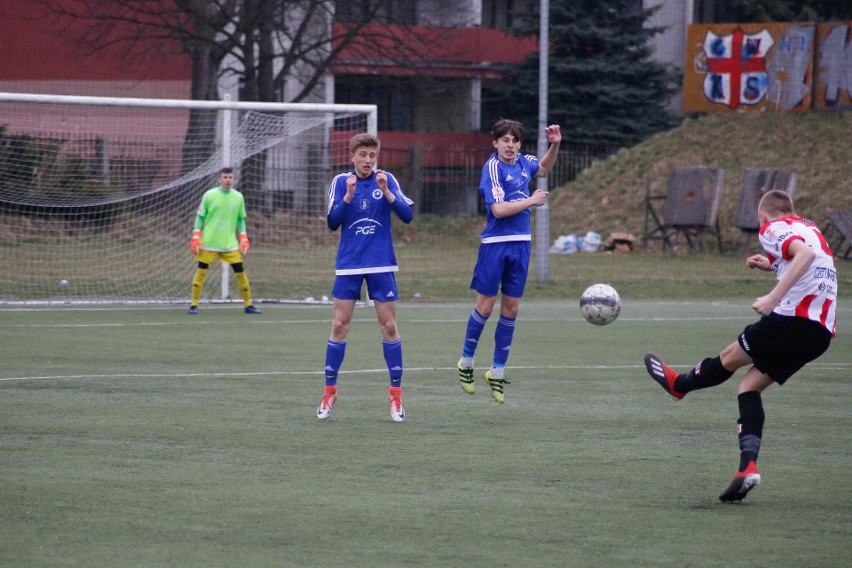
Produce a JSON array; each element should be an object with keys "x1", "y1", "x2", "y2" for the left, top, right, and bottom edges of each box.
[
  {"x1": 645, "y1": 190, "x2": 837, "y2": 503},
  {"x1": 317, "y1": 133, "x2": 414, "y2": 422},
  {"x1": 457, "y1": 119, "x2": 562, "y2": 403}
]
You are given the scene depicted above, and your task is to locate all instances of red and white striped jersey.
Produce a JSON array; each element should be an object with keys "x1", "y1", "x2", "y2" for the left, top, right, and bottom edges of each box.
[{"x1": 758, "y1": 215, "x2": 838, "y2": 335}]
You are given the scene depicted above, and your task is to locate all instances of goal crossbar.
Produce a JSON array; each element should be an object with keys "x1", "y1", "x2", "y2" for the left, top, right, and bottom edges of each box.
[{"x1": 0, "y1": 92, "x2": 378, "y2": 135}]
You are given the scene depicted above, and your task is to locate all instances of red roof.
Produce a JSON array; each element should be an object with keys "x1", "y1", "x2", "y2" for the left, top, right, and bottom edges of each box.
[
  {"x1": 1, "y1": 5, "x2": 535, "y2": 83},
  {"x1": 331, "y1": 22, "x2": 538, "y2": 78},
  {"x1": 0, "y1": 2, "x2": 191, "y2": 81}
]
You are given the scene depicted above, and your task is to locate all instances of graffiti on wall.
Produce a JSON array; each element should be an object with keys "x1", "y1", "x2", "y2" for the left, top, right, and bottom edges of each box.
[
  {"x1": 815, "y1": 22, "x2": 852, "y2": 109},
  {"x1": 768, "y1": 24, "x2": 814, "y2": 110},
  {"x1": 701, "y1": 28, "x2": 774, "y2": 109},
  {"x1": 684, "y1": 23, "x2": 813, "y2": 112}
]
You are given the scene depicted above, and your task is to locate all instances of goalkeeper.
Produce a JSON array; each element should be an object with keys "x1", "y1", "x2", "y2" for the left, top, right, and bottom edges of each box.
[{"x1": 187, "y1": 167, "x2": 261, "y2": 315}]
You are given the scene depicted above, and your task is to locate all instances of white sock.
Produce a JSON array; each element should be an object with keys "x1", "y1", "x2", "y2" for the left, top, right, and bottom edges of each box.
[
  {"x1": 489, "y1": 366, "x2": 504, "y2": 379},
  {"x1": 460, "y1": 356, "x2": 474, "y2": 368}
]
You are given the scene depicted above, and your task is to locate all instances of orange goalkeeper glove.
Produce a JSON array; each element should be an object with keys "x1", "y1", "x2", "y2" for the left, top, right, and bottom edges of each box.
[
  {"x1": 189, "y1": 230, "x2": 203, "y2": 255},
  {"x1": 239, "y1": 232, "x2": 250, "y2": 255}
]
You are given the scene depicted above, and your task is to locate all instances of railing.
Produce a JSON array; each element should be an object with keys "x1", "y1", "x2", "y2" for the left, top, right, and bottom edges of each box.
[{"x1": 380, "y1": 143, "x2": 617, "y2": 215}]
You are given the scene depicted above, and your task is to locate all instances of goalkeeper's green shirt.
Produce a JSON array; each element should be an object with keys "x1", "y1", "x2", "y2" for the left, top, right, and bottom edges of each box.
[{"x1": 194, "y1": 186, "x2": 247, "y2": 252}]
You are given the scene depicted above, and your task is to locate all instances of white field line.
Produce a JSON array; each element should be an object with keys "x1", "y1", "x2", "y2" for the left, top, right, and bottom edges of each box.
[
  {"x1": 2, "y1": 315, "x2": 760, "y2": 328},
  {"x1": 1, "y1": 362, "x2": 849, "y2": 383}
]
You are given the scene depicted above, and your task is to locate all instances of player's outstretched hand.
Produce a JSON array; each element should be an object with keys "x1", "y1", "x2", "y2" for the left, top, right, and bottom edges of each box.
[{"x1": 190, "y1": 230, "x2": 203, "y2": 255}]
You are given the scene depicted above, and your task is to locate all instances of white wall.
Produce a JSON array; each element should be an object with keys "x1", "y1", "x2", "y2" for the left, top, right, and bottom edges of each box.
[{"x1": 645, "y1": 0, "x2": 694, "y2": 112}]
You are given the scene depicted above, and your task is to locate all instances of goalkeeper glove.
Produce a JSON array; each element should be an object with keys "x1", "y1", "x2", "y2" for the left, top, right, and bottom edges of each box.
[
  {"x1": 189, "y1": 230, "x2": 203, "y2": 255},
  {"x1": 239, "y1": 232, "x2": 250, "y2": 255}
]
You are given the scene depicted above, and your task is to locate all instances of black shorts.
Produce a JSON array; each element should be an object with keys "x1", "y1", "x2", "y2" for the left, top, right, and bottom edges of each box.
[{"x1": 738, "y1": 313, "x2": 833, "y2": 385}]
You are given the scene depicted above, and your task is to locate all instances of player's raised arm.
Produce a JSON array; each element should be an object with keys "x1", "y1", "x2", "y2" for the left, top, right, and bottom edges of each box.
[{"x1": 536, "y1": 125, "x2": 562, "y2": 178}]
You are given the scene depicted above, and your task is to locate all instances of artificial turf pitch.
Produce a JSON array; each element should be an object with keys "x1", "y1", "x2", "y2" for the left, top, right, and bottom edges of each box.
[{"x1": 1, "y1": 299, "x2": 849, "y2": 567}]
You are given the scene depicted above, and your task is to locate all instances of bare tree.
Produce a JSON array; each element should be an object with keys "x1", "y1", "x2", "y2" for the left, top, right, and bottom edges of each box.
[{"x1": 31, "y1": 0, "x2": 458, "y2": 176}]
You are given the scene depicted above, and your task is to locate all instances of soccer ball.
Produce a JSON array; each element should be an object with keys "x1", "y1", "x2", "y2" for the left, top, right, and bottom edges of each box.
[{"x1": 579, "y1": 283, "x2": 621, "y2": 326}]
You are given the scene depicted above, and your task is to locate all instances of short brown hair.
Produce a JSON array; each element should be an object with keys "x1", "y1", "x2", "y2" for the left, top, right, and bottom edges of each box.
[
  {"x1": 350, "y1": 133, "x2": 380, "y2": 154},
  {"x1": 758, "y1": 190, "x2": 795, "y2": 218},
  {"x1": 220, "y1": 167, "x2": 234, "y2": 174},
  {"x1": 491, "y1": 119, "x2": 525, "y2": 143}
]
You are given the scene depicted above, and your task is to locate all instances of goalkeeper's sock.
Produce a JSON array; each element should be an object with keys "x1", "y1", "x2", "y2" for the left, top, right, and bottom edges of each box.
[
  {"x1": 324, "y1": 339, "x2": 346, "y2": 386},
  {"x1": 191, "y1": 267, "x2": 208, "y2": 306},
  {"x1": 382, "y1": 338, "x2": 403, "y2": 388},
  {"x1": 675, "y1": 356, "x2": 734, "y2": 393},
  {"x1": 234, "y1": 271, "x2": 252, "y2": 307},
  {"x1": 492, "y1": 315, "x2": 516, "y2": 368},
  {"x1": 462, "y1": 309, "x2": 488, "y2": 359}
]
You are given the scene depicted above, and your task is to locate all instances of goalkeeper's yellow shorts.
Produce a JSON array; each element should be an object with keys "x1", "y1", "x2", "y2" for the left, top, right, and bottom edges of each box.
[{"x1": 194, "y1": 249, "x2": 243, "y2": 265}]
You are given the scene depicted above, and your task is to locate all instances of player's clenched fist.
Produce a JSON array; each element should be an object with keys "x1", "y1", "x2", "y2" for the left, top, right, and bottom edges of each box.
[
  {"x1": 747, "y1": 254, "x2": 770, "y2": 271},
  {"x1": 375, "y1": 170, "x2": 388, "y2": 190},
  {"x1": 345, "y1": 175, "x2": 357, "y2": 201}
]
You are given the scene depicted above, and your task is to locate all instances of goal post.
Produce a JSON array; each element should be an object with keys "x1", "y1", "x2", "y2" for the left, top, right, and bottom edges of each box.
[{"x1": 0, "y1": 92, "x2": 377, "y2": 304}]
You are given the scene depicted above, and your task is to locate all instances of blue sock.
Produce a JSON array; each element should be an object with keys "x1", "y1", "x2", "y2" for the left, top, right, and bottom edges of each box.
[
  {"x1": 324, "y1": 340, "x2": 346, "y2": 386},
  {"x1": 462, "y1": 309, "x2": 489, "y2": 358},
  {"x1": 493, "y1": 315, "x2": 516, "y2": 367},
  {"x1": 383, "y1": 338, "x2": 403, "y2": 388}
]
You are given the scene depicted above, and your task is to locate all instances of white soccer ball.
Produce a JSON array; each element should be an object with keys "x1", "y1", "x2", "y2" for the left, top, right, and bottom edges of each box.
[
  {"x1": 58, "y1": 279, "x2": 69, "y2": 287},
  {"x1": 579, "y1": 283, "x2": 621, "y2": 326}
]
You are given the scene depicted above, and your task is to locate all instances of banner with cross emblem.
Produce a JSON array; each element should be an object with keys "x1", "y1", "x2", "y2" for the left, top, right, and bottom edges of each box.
[{"x1": 683, "y1": 22, "x2": 816, "y2": 112}]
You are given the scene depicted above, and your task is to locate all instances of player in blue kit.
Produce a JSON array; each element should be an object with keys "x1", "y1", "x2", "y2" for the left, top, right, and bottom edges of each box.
[
  {"x1": 317, "y1": 133, "x2": 414, "y2": 422},
  {"x1": 457, "y1": 119, "x2": 562, "y2": 403}
]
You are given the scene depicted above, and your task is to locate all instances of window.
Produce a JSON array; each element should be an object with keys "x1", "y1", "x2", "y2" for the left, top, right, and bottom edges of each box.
[
  {"x1": 336, "y1": 76, "x2": 414, "y2": 131},
  {"x1": 335, "y1": 0, "x2": 417, "y2": 24},
  {"x1": 480, "y1": 85, "x2": 516, "y2": 131},
  {"x1": 482, "y1": 0, "x2": 514, "y2": 30}
]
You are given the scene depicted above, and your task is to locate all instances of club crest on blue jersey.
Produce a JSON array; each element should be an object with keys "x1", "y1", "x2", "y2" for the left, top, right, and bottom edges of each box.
[{"x1": 359, "y1": 198, "x2": 369, "y2": 210}]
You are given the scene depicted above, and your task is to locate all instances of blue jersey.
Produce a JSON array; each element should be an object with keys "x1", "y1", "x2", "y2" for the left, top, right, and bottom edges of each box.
[
  {"x1": 479, "y1": 153, "x2": 541, "y2": 243},
  {"x1": 326, "y1": 170, "x2": 414, "y2": 275}
]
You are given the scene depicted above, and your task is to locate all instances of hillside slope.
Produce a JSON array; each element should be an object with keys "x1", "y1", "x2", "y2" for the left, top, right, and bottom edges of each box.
[{"x1": 549, "y1": 111, "x2": 852, "y2": 250}]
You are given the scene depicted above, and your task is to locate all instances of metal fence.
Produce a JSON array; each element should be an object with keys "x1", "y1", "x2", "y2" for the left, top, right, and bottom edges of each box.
[{"x1": 379, "y1": 143, "x2": 616, "y2": 216}]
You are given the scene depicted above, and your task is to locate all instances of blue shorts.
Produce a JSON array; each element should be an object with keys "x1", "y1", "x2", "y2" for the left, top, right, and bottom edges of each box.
[
  {"x1": 333, "y1": 272, "x2": 399, "y2": 302},
  {"x1": 469, "y1": 241, "x2": 531, "y2": 298}
]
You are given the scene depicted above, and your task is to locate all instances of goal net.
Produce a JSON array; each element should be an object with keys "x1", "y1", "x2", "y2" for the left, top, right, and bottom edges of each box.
[{"x1": 0, "y1": 93, "x2": 376, "y2": 304}]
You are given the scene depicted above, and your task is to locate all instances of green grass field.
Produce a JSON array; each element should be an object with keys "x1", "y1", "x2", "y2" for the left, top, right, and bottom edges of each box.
[{"x1": 1, "y1": 299, "x2": 850, "y2": 567}]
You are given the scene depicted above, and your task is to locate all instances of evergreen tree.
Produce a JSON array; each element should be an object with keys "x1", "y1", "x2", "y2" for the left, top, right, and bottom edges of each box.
[{"x1": 498, "y1": 0, "x2": 681, "y2": 148}]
